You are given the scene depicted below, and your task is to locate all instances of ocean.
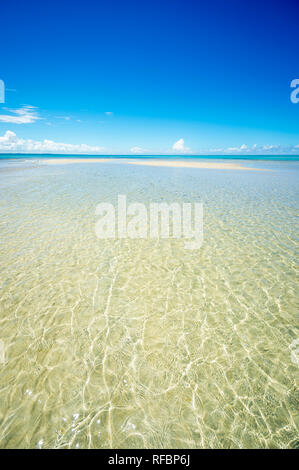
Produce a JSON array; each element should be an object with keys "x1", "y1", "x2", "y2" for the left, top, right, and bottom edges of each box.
[{"x1": 0, "y1": 156, "x2": 298, "y2": 448}]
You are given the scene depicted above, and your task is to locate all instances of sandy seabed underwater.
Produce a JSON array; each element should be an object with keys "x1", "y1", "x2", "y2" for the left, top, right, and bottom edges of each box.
[{"x1": 0, "y1": 157, "x2": 298, "y2": 449}]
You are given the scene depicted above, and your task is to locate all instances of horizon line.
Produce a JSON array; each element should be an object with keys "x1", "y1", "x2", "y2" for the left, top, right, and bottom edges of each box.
[{"x1": 0, "y1": 153, "x2": 299, "y2": 160}]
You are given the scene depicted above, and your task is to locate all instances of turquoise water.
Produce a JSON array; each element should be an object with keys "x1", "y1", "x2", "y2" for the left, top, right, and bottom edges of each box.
[
  {"x1": 0, "y1": 157, "x2": 298, "y2": 449},
  {"x1": 0, "y1": 154, "x2": 299, "y2": 161}
]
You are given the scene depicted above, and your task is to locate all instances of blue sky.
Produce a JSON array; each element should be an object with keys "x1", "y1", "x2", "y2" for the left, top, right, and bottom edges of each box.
[{"x1": 0, "y1": 0, "x2": 298, "y2": 155}]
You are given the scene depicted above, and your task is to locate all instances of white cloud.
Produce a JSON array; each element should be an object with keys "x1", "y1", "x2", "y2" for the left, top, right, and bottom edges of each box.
[
  {"x1": 210, "y1": 143, "x2": 299, "y2": 155},
  {"x1": 172, "y1": 138, "x2": 184, "y2": 151},
  {"x1": 172, "y1": 138, "x2": 192, "y2": 154},
  {"x1": 0, "y1": 105, "x2": 40, "y2": 124},
  {"x1": 0, "y1": 130, "x2": 105, "y2": 154},
  {"x1": 226, "y1": 146, "x2": 242, "y2": 152},
  {"x1": 130, "y1": 146, "x2": 146, "y2": 154},
  {"x1": 105, "y1": 112, "x2": 113, "y2": 116},
  {"x1": 0, "y1": 130, "x2": 298, "y2": 156},
  {"x1": 262, "y1": 145, "x2": 279, "y2": 151},
  {"x1": 225, "y1": 144, "x2": 250, "y2": 153}
]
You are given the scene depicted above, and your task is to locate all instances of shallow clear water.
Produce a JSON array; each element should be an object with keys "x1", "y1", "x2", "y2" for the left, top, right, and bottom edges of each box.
[{"x1": 0, "y1": 158, "x2": 298, "y2": 449}]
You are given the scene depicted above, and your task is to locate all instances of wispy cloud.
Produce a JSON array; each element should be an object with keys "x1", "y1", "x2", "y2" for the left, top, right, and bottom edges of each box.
[
  {"x1": 0, "y1": 105, "x2": 41, "y2": 124},
  {"x1": 130, "y1": 146, "x2": 147, "y2": 154},
  {"x1": 171, "y1": 141, "x2": 299, "y2": 155},
  {"x1": 105, "y1": 112, "x2": 113, "y2": 116},
  {"x1": 55, "y1": 116, "x2": 71, "y2": 121},
  {"x1": 0, "y1": 130, "x2": 105, "y2": 154},
  {"x1": 0, "y1": 130, "x2": 298, "y2": 156},
  {"x1": 211, "y1": 143, "x2": 299, "y2": 155}
]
